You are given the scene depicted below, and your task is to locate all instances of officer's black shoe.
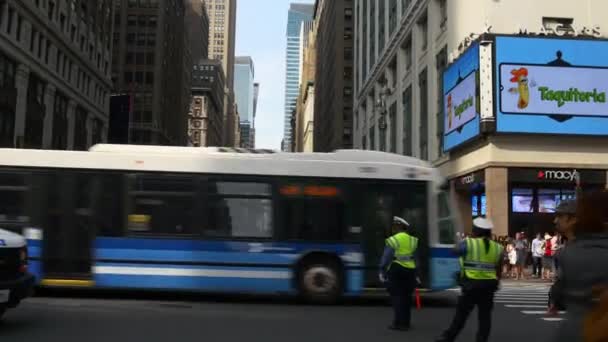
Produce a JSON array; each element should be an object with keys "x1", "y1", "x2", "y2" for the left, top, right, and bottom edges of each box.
[{"x1": 388, "y1": 324, "x2": 410, "y2": 331}]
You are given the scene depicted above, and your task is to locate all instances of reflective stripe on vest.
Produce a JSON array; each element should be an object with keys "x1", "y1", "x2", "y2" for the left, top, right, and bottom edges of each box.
[
  {"x1": 386, "y1": 232, "x2": 418, "y2": 269},
  {"x1": 461, "y1": 238, "x2": 503, "y2": 280}
]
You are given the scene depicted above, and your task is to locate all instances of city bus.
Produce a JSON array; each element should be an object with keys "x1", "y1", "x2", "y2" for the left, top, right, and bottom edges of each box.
[{"x1": 0, "y1": 145, "x2": 462, "y2": 303}]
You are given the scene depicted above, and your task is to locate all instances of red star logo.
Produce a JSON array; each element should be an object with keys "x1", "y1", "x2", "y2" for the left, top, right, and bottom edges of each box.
[{"x1": 538, "y1": 171, "x2": 545, "y2": 179}]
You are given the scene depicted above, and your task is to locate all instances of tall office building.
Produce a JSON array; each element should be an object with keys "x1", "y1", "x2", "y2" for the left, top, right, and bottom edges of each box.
[
  {"x1": 251, "y1": 82, "x2": 259, "y2": 147},
  {"x1": 282, "y1": 3, "x2": 314, "y2": 151},
  {"x1": 313, "y1": 0, "x2": 353, "y2": 152},
  {"x1": 204, "y1": 0, "x2": 237, "y2": 146},
  {"x1": 189, "y1": 59, "x2": 224, "y2": 147},
  {"x1": 111, "y1": 0, "x2": 192, "y2": 146},
  {"x1": 0, "y1": 0, "x2": 113, "y2": 150},
  {"x1": 234, "y1": 56, "x2": 254, "y2": 148},
  {"x1": 185, "y1": 0, "x2": 210, "y2": 62}
]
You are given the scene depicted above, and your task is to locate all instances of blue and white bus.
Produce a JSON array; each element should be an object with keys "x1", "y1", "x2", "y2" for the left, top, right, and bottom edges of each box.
[{"x1": 0, "y1": 145, "x2": 461, "y2": 302}]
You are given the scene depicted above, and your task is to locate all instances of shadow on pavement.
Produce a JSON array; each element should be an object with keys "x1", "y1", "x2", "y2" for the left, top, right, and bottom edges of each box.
[{"x1": 32, "y1": 287, "x2": 457, "y2": 308}]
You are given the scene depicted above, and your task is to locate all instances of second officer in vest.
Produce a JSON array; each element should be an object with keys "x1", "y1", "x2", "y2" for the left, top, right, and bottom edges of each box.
[
  {"x1": 436, "y1": 217, "x2": 504, "y2": 342},
  {"x1": 379, "y1": 216, "x2": 419, "y2": 331}
]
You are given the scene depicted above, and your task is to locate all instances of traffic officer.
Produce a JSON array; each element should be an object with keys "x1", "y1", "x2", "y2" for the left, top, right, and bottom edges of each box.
[
  {"x1": 435, "y1": 217, "x2": 504, "y2": 342},
  {"x1": 379, "y1": 216, "x2": 419, "y2": 331}
]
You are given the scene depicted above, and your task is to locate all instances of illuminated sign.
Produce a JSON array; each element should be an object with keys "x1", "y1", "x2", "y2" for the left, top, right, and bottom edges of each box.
[
  {"x1": 500, "y1": 64, "x2": 608, "y2": 117},
  {"x1": 495, "y1": 36, "x2": 608, "y2": 136},
  {"x1": 443, "y1": 43, "x2": 481, "y2": 152},
  {"x1": 445, "y1": 72, "x2": 478, "y2": 134},
  {"x1": 537, "y1": 169, "x2": 579, "y2": 182}
]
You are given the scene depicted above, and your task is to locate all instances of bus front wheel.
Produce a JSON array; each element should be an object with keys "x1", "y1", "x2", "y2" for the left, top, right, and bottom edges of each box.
[{"x1": 298, "y1": 260, "x2": 343, "y2": 304}]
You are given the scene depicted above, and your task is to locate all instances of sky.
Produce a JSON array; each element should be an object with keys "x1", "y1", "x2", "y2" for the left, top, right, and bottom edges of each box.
[{"x1": 235, "y1": 0, "x2": 315, "y2": 150}]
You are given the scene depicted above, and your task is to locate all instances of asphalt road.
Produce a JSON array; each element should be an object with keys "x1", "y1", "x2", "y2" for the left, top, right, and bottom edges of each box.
[{"x1": 0, "y1": 282, "x2": 562, "y2": 342}]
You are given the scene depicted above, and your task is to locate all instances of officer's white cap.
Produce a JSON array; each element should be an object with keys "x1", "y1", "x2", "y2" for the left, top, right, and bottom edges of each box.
[
  {"x1": 393, "y1": 216, "x2": 410, "y2": 226},
  {"x1": 473, "y1": 217, "x2": 494, "y2": 230}
]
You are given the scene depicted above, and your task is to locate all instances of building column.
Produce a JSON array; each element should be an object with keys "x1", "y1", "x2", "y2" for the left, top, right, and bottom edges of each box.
[
  {"x1": 42, "y1": 84, "x2": 57, "y2": 149},
  {"x1": 453, "y1": 186, "x2": 474, "y2": 235},
  {"x1": 66, "y1": 100, "x2": 77, "y2": 150},
  {"x1": 485, "y1": 167, "x2": 509, "y2": 237},
  {"x1": 13, "y1": 64, "x2": 30, "y2": 147},
  {"x1": 86, "y1": 114, "x2": 94, "y2": 148}
]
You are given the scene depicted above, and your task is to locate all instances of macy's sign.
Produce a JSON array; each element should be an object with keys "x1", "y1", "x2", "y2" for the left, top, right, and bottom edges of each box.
[{"x1": 537, "y1": 169, "x2": 580, "y2": 181}]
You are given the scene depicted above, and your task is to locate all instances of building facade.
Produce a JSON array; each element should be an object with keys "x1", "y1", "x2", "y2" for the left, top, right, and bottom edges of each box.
[
  {"x1": 189, "y1": 59, "x2": 225, "y2": 147},
  {"x1": 313, "y1": 0, "x2": 354, "y2": 152},
  {"x1": 294, "y1": 20, "x2": 316, "y2": 152},
  {"x1": 353, "y1": 0, "x2": 608, "y2": 237},
  {"x1": 185, "y1": 0, "x2": 210, "y2": 63},
  {"x1": 282, "y1": 3, "x2": 313, "y2": 151},
  {"x1": 234, "y1": 56, "x2": 255, "y2": 147},
  {"x1": 111, "y1": 0, "x2": 192, "y2": 146},
  {"x1": 0, "y1": 0, "x2": 113, "y2": 150},
  {"x1": 204, "y1": 0, "x2": 237, "y2": 147}
]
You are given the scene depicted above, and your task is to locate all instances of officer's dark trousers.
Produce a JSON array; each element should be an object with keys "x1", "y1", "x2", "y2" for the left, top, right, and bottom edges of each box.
[
  {"x1": 387, "y1": 264, "x2": 416, "y2": 328},
  {"x1": 442, "y1": 284, "x2": 496, "y2": 342}
]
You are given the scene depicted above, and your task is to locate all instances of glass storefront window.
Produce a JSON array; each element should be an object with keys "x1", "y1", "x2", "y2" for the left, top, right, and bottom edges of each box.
[
  {"x1": 512, "y1": 188, "x2": 534, "y2": 213},
  {"x1": 538, "y1": 189, "x2": 560, "y2": 213}
]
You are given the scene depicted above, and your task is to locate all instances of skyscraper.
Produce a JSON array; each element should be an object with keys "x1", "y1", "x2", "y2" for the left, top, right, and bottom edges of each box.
[
  {"x1": 282, "y1": 3, "x2": 314, "y2": 151},
  {"x1": 112, "y1": 0, "x2": 192, "y2": 146},
  {"x1": 204, "y1": 0, "x2": 237, "y2": 146},
  {"x1": 234, "y1": 56, "x2": 255, "y2": 148}
]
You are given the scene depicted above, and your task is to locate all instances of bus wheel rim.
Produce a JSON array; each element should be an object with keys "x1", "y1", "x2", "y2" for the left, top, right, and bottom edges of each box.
[{"x1": 303, "y1": 266, "x2": 337, "y2": 295}]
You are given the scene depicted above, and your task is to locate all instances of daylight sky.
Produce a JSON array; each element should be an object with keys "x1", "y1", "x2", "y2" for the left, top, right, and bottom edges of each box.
[{"x1": 235, "y1": 0, "x2": 315, "y2": 150}]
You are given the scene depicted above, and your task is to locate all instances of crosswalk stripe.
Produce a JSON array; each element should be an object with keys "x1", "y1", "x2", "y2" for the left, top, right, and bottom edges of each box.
[
  {"x1": 542, "y1": 317, "x2": 564, "y2": 322},
  {"x1": 497, "y1": 301, "x2": 547, "y2": 304},
  {"x1": 521, "y1": 311, "x2": 566, "y2": 315},
  {"x1": 505, "y1": 304, "x2": 547, "y2": 308}
]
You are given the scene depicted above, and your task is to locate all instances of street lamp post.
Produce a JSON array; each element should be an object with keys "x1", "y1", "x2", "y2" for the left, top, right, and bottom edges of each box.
[{"x1": 375, "y1": 81, "x2": 391, "y2": 150}]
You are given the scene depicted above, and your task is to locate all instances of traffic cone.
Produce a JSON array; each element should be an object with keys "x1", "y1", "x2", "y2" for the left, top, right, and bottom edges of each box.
[{"x1": 415, "y1": 288, "x2": 421, "y2": 310}]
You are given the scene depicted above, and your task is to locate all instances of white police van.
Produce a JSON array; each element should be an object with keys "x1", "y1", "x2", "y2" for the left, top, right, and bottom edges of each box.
[{"x1": 0, "y1": 228, "x2": 34, "y2": 319}]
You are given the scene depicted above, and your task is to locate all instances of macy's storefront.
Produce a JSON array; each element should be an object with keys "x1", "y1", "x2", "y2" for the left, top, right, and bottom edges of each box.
[{"x1": 451, "y1": 166, "x2": 607, "y2": 238}]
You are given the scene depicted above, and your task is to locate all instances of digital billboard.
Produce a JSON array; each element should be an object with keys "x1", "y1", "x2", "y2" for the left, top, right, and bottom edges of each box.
[
  {"x1": 443, "y1": 43, "x2": 480, "y2": 152},
  {"x1": 496, "y1": 36, "x2": 608, "y2": 135}
]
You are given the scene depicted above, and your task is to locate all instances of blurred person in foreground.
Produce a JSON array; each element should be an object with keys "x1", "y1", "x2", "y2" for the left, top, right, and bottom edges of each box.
[
  {"x1": 435, "y1": 217, "x2": 504, "y2": 342},
  {"x1": 548, "y1": 191, "x2": 608, "y2": 342},
  {"x1": 378, "y1": 216, "x2": 419, "y2": 331}
]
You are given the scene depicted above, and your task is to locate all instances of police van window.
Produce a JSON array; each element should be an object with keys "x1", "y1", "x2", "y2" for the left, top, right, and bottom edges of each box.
[
  {"x1": 0, "y1": 171, "x2": 30, "y2": 231},
  {"x1": 127, "y1": 174, "x2": 200, "y2": 236},
  {"x1": 206, "y1": 181, "x2": 273, "y2": 239}
]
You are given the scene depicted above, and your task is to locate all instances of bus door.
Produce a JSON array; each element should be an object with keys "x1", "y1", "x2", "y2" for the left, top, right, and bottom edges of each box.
[
  {"x1": 356, "y1": 182, "x2": 429, "y2": 288},
  {"x1": 41, "y1": 172, "x2": 98, "y2": 282}
]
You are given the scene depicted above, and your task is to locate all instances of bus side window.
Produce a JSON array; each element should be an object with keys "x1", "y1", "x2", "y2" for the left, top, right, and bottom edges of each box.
[
  {"x1": 205, "y1": 181, "x2": 273, "y2": 239},
  {"x1": 284, "y1": 198, "x2": 345, "y2": 242},
  {"x1": 96, "y1": 173, "x2": 125, "y2": 237},
  {"x1": 127, "y1": 174, "x2": 200, "y2": 236}
]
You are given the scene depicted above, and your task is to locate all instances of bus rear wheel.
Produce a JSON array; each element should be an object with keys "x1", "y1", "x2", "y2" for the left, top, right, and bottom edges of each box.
[{"x1": 298, "y1": 261, "x2": 342, "y2": 304}]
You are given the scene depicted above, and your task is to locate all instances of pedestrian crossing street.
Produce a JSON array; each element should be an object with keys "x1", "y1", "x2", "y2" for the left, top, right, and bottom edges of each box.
[{"x1": 495, "y1": 282, "x2": 565, "y2": 322}]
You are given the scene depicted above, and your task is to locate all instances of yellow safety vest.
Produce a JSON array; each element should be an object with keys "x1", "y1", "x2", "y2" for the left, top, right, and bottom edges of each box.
[
  {"x1": 386, "y1": 232, "x2": 418, "y2": 269},
  {"x1": 460, "y1": 238, "x2": 503, "y2": 280}
]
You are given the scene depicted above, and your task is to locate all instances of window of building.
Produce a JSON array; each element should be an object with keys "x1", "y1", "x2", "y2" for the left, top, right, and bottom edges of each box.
[
  {"x1": 73, "y1": 107, "x2": 88, "y2": 151},
  {"x1": 419, "y1": 69, "x2": 428, "y2": 160},
  {"x1": 147, "y1": 33, "x2": 155, "y2": 46},
  {"x1": 418, "y1": 15, "x2": 428, "y2": 51},
  {"x1": 369, "y1": 125, "x2": 375, "y2": 150},
  {"x1": 145, "y1": 72, "x2": 154, "y2": 85},
  {"x1": 436, "y1": 46, "x2": 447, "y2": 157},
  {"x1": 16, "y1": 14, "x2": 22, "y2": 41},
  {"x1": 438, "y1": 0, "x2": 447, "y2": 30},
  {"x1": 137, "y1": 33, "x2": 145, "y2": 46},
  {"x1": 146, "y1": 52, "x2": 155, "y2": 64},
  {"x1": 135, "y1": 71, "x2": 143, "y2": 83},
  {"x1": 378, "y1": 0, "x2": 386, "y2": 50},
  {"x1": 6, "y1": 7, "x2": 14, "y2": 35},
  {"x1": 389, "y1": 0, "x2": 398, "y2": 36},
  {"x1": 51, "y1": 92, "x2": 68, "y2": 149},
  {"x1": 389, "y1": 102, "x2": 397, "y2": 153},
  {"x1": 135, "y1": 52, "x2": 144, "y2": 64},
  {"x1": 206, "y1": 181, "x2": 273, "y2": 239},
  {"x1": 401, "y1": 86, "x2": 412, "y2": 156}
]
